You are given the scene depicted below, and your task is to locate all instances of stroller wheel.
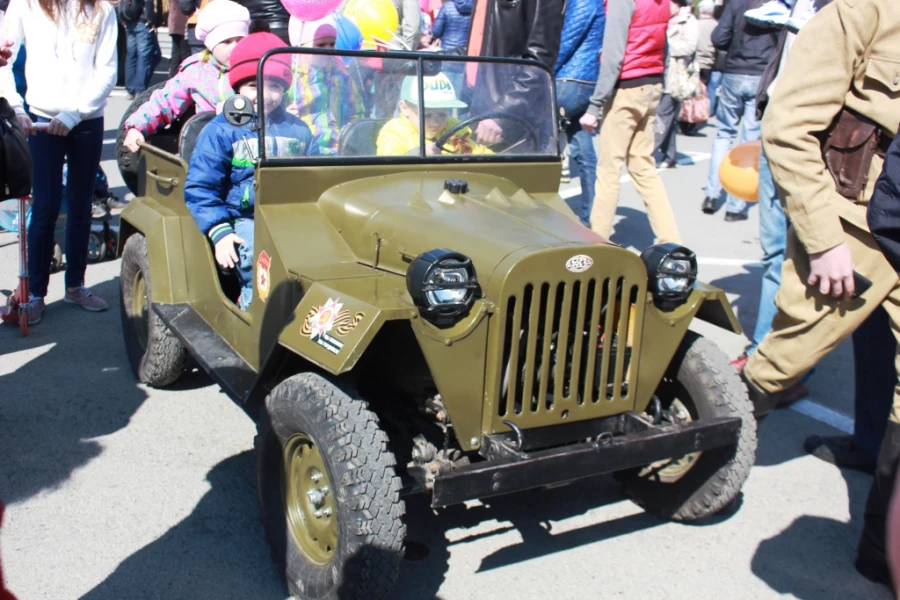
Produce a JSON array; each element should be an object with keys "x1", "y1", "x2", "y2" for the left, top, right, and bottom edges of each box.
[
  {"x1": 50, "y1": 243, "x2": 64, "y2": 272},
  {"x1": 88, "y1": 232, "x2": 107, "y2": 262}
]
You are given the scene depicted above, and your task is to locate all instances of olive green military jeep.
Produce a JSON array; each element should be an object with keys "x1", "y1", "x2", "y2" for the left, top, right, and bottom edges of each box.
[{"x1": 117, "y1": 49, "x2": 756, "y2": 600}]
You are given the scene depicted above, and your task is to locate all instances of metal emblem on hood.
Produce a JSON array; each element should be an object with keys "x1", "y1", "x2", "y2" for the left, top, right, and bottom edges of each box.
[{"x1": 566, "y1": 255, "x2": 593, "y2": 273}]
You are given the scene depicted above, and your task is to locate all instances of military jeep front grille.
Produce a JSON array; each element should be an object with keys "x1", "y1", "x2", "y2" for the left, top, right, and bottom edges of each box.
[{"x1": 488, "y1": 251, "x2": 647, "y2": 432}]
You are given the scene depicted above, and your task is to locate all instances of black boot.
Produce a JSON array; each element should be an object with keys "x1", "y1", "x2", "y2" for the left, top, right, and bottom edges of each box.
[
  {"x1": 856, "y1": 420, "x2": 900, "y2": 590},
  {"x1": 741, "y1": 372, "x2": 783, "y2": 420}
]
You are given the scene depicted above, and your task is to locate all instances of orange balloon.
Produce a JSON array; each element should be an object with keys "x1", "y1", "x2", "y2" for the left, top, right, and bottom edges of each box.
[{"x1": 718, "y1": 140, "x2": 761, "y2": 202}]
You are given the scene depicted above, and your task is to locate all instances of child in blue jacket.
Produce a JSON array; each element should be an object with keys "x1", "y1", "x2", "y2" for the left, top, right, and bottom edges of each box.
[{"x1": 185, "y1": 33, "x2": 318, "y2": 310}]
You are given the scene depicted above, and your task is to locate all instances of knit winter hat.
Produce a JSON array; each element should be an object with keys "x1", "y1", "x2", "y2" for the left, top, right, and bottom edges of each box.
[
  {"x1": 288, "y1": 15, "x2": 338, "y2": 47},
  {"x1": 196, "y1": 0, "x2": 251, "y2": 52},
  {"x1": 228, "y1": 32, "x2": 293, "y2": 90}
]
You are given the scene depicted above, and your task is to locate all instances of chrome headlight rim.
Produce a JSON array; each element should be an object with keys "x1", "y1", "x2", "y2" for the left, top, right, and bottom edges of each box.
[
  {"x1": 406, "y1": 248, "x2": 479, "y2": 326},
  {"x1": 640, "y1": 243, "x2": 698, "y2": 309}
]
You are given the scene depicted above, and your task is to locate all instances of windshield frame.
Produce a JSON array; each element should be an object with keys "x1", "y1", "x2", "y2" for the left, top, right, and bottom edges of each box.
[{"x1": 255, "y1": 47, "x2": 560, "y2": 167}]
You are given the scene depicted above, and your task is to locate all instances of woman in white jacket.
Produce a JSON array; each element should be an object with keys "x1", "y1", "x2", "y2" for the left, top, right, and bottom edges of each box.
[{"x1": 0, "y1": 0, "x2": 117, "y2": 324}]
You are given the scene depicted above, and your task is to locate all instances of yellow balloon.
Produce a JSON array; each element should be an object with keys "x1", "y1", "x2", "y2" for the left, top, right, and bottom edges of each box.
[
  {"x1": 342, "y1": 0, "x2": 400, "y2": 49},
  {"x1": 719, "y1": 140, "x2": 761, "y2": 202}
]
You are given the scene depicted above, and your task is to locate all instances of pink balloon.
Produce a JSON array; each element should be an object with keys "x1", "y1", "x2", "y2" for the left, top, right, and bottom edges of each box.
[{"x1": 280, "y1": 0, "x2": 342, "y2": 21}]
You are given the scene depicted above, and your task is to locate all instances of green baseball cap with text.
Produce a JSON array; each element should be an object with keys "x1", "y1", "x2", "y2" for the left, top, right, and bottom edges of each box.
[{"x1": 400, "y1": 73, "x2": 468, "y2": 109}]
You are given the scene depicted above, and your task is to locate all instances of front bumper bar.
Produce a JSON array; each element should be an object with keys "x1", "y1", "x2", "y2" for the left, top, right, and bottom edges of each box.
[{"x1": 431, "y1": 416, "x2": 742, "y2": 508}]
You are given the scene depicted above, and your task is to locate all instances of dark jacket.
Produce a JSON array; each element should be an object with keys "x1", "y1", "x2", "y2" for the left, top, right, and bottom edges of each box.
[
  {"x1": 433, "y1": 0, "x2": 473, "y2": 52},
  {"x1": 468, "y1": 0, "x2": 565, "y2": 121},
  {"x1": 869, "y1": 134, "x2": 900, "y2": 274},
  {"x1": 179, "y1": 0, "x2": 290, "y2": 30},
  {"x1": 711, "y1": 0, "x2": 777, "y2": 75},
  {"x1": 118, "y1": 0, "x2": 155, "y2": 25},
  {"x1": 555, "y1": 0, "x2": 605, "y2": 82}
]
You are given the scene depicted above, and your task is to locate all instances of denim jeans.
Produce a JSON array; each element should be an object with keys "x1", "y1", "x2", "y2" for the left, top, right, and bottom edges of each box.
[
  {"x1": 708, "y1": 70, "x2": 722, "y2": 118},
  {"x1": 748, "y1": 151, "x2": 784, "y2": 353},
  {"x1": 234, "y1": 218, "x2": 255, "y2": 310},
  {"x1": 124, "y1": 21, "x2": 159, "y2": 94},
  {"x1": 28, "y1": 117, "x2": 104, "y2": 297},
  {"x1": 705, "y1": 73, "x2": 761, "y2": 215},
  {"x1": 556, "y1": 79, "x2": 598, "y2": 228}
]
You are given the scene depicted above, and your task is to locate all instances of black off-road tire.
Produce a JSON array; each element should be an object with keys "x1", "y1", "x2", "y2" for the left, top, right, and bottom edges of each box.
[
  {"x1": 120, "y1": 234, "x2": 187, "y2": 386},
  {"x1": 256, "y1": 373, "x2": 405, "y2": 600},
  {"x1": 623, "y1": 331, "x2": 757, "y2": 521}
]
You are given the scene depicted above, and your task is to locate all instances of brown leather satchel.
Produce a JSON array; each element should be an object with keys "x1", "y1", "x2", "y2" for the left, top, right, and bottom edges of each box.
[{"x1": 822, "y1": 107, "x2": 891, "y2": 202}]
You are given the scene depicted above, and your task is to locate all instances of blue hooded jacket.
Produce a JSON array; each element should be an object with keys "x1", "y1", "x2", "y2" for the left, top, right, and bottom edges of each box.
[
  {"x1": 554, "y1": 0, "x2": 605, "y2": 82},
  {"x1": 432, "y1": 0, "x2": 473, "y2": 53},
  {"x1": 185, "y1": 108, "x2": 318, "y2": 243}
]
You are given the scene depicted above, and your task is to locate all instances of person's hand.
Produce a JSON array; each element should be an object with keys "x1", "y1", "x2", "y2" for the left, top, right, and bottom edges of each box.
[
  {"x1": 47, "y1": 118, "x2": 69, "y2": 136},
  {"x1": 808, "y1": 242, "x2": 855, "y2": 300},
  {"x1": 580, "y1": 112, "x2": 600, "y2": 135},
  {"x1": 214, "y1": 232, "x2": 244, "y2": 270},
  {"x1": 0, "y1": 40, "x2": 14, "y2": 68},
  {"x1": 123, "y1": 128, "x2": 145, "y2": 152},
  {"x1": 475, "y1": 119, "x2": 503, "y2": 144},
  {"x1": 286, "y1": 103, "x2": 300, "y2": 117},
  {"x1": 16, "y1": 113, "x2": 34, "y2": 135}
]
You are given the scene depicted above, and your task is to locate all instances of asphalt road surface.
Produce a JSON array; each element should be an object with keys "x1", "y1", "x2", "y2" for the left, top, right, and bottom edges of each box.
[{"x1": 0, "y1": 46, "x2": 891, "y2": 600}]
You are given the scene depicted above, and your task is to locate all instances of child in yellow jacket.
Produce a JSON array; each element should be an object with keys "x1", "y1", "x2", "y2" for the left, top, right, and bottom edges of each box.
[{"x1": 376, "y1": 72, "x2": 491, "y2": 156}]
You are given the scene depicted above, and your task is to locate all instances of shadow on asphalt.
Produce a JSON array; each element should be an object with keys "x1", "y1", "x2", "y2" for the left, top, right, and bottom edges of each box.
[
  {"x1": 80, "y1": 451, "x2": 287, "y2": 600},
  {"x1": 609, "y1": 206, "x2": 656, "y2": 251},
  {"x1": 708, "y1": 265, "x2": 764, "y2": 339},
  {"x1": 0, "y1": 277, "x2": 148, "y2": 505},
  {"x1": 751, "y1": 514, "x2": 892, "y2": 600}
]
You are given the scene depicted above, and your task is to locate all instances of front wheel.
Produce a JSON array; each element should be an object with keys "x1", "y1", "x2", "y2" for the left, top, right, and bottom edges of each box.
[
  {"x1": 622, "y1": 331, "x2": 757, "y2": 521},
  {"x1": 120, "y1": 234, "x2": 187, "y2": 386},
  {"x1": 256, "y1": 373, "x2": 406, "y2": 600}
]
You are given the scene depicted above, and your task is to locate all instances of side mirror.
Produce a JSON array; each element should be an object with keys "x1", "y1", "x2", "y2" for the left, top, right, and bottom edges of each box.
[{"x1": 222, "y1": 95, "x2": 255, "y2": 128}]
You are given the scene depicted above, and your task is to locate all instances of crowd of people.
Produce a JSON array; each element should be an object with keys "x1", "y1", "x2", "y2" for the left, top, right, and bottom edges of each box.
[{"x1": 2, "y1": 0, "x2": 900, "y2": 597}]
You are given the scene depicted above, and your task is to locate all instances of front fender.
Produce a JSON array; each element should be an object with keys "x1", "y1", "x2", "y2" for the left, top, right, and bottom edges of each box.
[{"x1": 631, "y1": 282, "x2": 740, "y2": 413}]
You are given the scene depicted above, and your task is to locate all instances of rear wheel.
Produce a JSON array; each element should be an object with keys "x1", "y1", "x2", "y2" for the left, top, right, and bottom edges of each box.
[
  {"x1": 120, "y1": 234, "x2": 187, "y2": 386},
  {"x1": 257, "y1": 373, "x2": 405, "y2": 600},
  {"x1": 622, "y1": 331, "x2": 757, "y2": 521}
]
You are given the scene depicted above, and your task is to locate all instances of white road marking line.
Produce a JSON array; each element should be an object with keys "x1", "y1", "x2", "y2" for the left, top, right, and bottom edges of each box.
[
  {"x1": 697, "y1": 257, "x2": 762, "y2": 267},
  {"x1": 789, "y1": 398, "x2": 854, "y2": 435}
]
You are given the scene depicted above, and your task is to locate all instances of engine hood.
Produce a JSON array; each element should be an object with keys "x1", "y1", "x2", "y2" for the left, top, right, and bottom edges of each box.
[{"x1": 317, "y1": 172, "x2": 608, "y2": 286}]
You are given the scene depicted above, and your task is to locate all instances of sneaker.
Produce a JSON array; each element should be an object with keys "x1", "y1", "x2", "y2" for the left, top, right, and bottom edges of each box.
[
  {"x1": 125, "y1": 92, "x2": 136, "y2": 101},
  {"x1": 777, "y1": 382, "x2": 808, "y2": 408},
  {"x1": 27, "y1": 296, "x2": 44, "y2": 325},
  {"x1": 804, "y1": 434, "x2": 875, "y2": 474},
  {"x1": 701, "y1": 197, "x2": 717, "y2": 214},
  {"x1": 744, "y1": 0, "x2": 790, "y2": 28},
  {"x1": 64, "y1": 286, "x2": 108, "y2": 312},
  {"x1": 731, "y1": 353, "x2": 749, "y2": 373},
  {"x1": 784, "y1": 13, "x2": 811, "y2": 33},
  {"x1": 105, "y1": 193, "x2": 130, "y2": 210},
  {"x1": 92, "y1": 197, "x2": 110, "y2": 219},
  {"x1": 724, "y1": 212, "x2": 749, "y2": 222}
]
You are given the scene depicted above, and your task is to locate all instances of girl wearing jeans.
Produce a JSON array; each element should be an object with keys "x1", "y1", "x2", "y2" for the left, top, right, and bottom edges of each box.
[{"x1": 0, "y1": 0, "x2": 118, "y2": 324}]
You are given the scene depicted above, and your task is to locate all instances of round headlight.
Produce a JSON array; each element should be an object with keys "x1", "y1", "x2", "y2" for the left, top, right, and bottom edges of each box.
[
  {"x1": 640, "y1": 243, "x2": 698, "y2": 309},
  {"x1": 407, "y1": 249, "x2": 479, "y2": 326}
]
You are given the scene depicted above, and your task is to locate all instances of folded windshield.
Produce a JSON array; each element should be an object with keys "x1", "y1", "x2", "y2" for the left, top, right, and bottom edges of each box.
[{"x1": 253, "y1": 49, "x2": 558, "y2": 161}]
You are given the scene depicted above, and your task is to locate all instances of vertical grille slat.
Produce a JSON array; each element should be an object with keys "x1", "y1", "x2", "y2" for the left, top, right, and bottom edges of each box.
[
  {"x1": 502, "y1": 294, "x2": 523, "y2": 417},
  {"x1": 536, "y1": 283, "x2": 558, "y2": 413},
  {"x1": 598, "y1": 277, "x2": 617, "y2": 401},
  {"x1": 564, "y1": 281, "x2": 588, "y2": 404},
  {"x1": 520, "y1": 284, "x2": 542, "y2": 414},
  {"x1": 581, "y1": 278, "x2": 607, "y2": 404},
  {"x1": 612, "y1": 283, "x2": 636, "y2": 398},
  {"x1": 552, "y1": 283, "x2": 574, "y2": 404}
]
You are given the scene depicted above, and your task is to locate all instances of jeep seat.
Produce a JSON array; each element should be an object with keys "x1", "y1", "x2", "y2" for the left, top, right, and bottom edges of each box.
[
  {"x1": 339, "y1": 118, "x2": 390, "y2": 157},
  {"x1": 179, "y1": 111, "x2": 216, "y2": 162}
]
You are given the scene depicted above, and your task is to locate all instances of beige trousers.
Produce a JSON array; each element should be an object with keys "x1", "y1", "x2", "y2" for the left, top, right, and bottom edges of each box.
[
  {"x1": 590, "y1": 83, "x2": 681, "y2": 244},
  {"x1": 745, "y1": 221, "x2": 900, "y2": 423}
]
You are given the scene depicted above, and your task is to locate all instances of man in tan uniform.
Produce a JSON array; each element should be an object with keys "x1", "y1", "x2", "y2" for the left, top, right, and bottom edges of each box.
[{"x1": 742, "y1": 0, "x2": 900, "y2": 587}]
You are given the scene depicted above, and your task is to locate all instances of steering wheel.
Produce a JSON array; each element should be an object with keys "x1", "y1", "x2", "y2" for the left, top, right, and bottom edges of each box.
[{"x1": 433, "y1": 112, "x2": 540, "y2": 155}]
